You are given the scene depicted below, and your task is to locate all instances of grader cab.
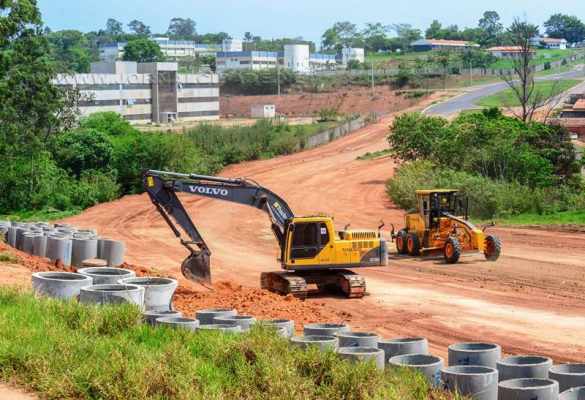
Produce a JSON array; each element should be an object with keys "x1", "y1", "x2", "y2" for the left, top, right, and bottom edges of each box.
[{"x1": 393, "y1": 190, "x2": 501, "y2": 264}]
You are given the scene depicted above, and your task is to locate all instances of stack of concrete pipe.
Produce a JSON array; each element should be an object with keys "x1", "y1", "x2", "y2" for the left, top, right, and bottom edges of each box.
[{"x1": 0, "y1": 220, "x2": 125, "y2": 267}]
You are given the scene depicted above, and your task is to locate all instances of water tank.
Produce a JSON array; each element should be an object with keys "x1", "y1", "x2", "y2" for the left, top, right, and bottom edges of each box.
[{"x1": 284, "y1": 44, "x2": 310, "y2": 74}]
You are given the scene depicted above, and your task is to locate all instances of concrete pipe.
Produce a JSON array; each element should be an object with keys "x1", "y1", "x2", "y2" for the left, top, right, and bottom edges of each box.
[
  {"x1": 261, "y1": 319, "x2": 295, "y2": 337},
  {"x1": 0, "y1": 226, "x2": 8, "y2": 242},
  {"x1": 46, "y1": 236, "x2": 73, "y2": 266},
  {"x1": 448, "y1": 342, "x2": 502, "y2": 368},
  {"x1": 303, "y1": 323, "x2": 350, "y2": 336},
  {"x1": 71, "y1": 238, "x2": 98, "y2": 267},
  {"x1": 155, "y1": 316, "x2": 199, "y2": 331},
  {"x1": 549, "y1": 364, "x2": 585, "y2": 393},
  {"x1": 198, "y1": 324, "x2": 242, "y2": 333},
  {"x1": 32, "y1": 272, "x2": 93, "y2": 300},
  {"x1": 15, "y1": 227, "x2": 29, "y2": 250},
  {"x1": 389, "y1": 354, "x2": 444, "y2": 387},
  {"x1": 32, "y1": 235, "x2": 47, "y2": 257},
  {"x1": 214, "y1": 315, "x2": 256, "y2": 331},
  {"x1": 22, "y1": 232, "x2": 38, "y2": 254},
  {"x1": 79, "y1": 284, "x2": 145, "y2": 308},
  {"x1": 7, "y1": 226, "x2": 17, "y2": 247},
  {"x1": 119, "y1": 277, "x2": 178, "y2": 311},
  {"x1": 196, "y1": 308, "x2": 238, "y2": 325},
  {"x1": 560, "y1": 387, "x2": 585, "y2": 400},
  {"x1": 498, "y1": 378, "x2": 559, "y2": 400},
  {"x1": 290, "y1": 335, "x2": 338, "y2": 351},
  {"x1": 378, "y1": 337, "x2": 429, "y2": 363},
  {"x1": 337, "y1": 347, "x2": 386, "y2": 371},
  {"x1": 497, "y1": 356, "x2": 553, "y2": 381},
  {"x1": 337, "y1": 331, "x2": 380, "y2": 348},
  {"x1": 97, "y1": 238, "x2": 108, "y2": 259},
  {"x1": 441, "y1": 365, "x2": 499, "y2": 400},
  {"x1": 102, "y1": 239, "x2": 126, "y2": 267},
  {"x1": 77, "y1": 267, "x2": 136, "y2": 285},
  {"x1": 143, "y1": 310, "x2": 183, "y2": 325}
]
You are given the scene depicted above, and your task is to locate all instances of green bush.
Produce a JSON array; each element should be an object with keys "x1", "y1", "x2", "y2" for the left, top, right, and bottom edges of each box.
[
  {"x1": 387, "y1": 160, "x2": 585, "y2": 219},
  {"x1": 222, "y1": 69, "x2": 297, "y2": 95},
  {"x1": 389, "y1": 109, "x2": 580, "y2": 188},
  {"x1": 79, "y1": 112, "x2": 137, "y2": 136},
  {"x1": 51, "y1": 129, "x2": 114, "y2": 177}
]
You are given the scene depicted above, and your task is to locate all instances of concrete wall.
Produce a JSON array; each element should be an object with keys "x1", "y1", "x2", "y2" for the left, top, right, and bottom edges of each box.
[{"x1": 301, "y1": 117, "x2": 368, "y2": 150}]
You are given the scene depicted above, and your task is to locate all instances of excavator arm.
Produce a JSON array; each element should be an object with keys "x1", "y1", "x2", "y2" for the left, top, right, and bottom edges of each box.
[{"x1": 142, "y1": 170, "x2": 295, "y2": 284}]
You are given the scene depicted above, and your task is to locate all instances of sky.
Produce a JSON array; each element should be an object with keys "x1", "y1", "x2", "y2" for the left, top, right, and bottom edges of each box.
[{"x1": 40, "y1": 0, "x2": 585, "y2": 44}]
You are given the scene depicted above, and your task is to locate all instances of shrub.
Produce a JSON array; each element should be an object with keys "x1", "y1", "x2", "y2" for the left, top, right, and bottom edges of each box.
[
  {"x1": 387, "y1": 160, "x2": 584, "y2": 219},
  {"x1": 51, "y1": 129, "x2": 114, "y2": 177},
  {"x1": 79, "y1": 112, "x2": 137, "y2": 136}
]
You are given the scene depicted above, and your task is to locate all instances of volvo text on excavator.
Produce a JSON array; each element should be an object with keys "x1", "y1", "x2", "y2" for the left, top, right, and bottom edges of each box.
[{"x1": 143, "y1": 170, "x2": 388, "y2": 299}]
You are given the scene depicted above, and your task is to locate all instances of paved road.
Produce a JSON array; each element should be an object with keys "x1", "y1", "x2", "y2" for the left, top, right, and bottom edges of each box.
[{"x1": 424, "y1": 68, "x2": 585, "y2": 117}]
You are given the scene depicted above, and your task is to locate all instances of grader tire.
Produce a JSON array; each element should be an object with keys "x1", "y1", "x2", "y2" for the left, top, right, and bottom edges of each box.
[
  {"x1": 407, "y1": 233, "x2": 421, "y2": 256},
  {"x1": 484, "y1": 235, "x2": 502, "y2": 261},
  {"x1": 444, "y1": 237, "x2": 462, "y2": 264}
]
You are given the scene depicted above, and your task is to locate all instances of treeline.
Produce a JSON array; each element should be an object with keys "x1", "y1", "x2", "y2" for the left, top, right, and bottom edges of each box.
[
  {"x1": 321, "y1": 12, "x2": 585, "y2": 53},
  {"x1": 386, "y1": 109, "x2": 585, "y2": 219}
]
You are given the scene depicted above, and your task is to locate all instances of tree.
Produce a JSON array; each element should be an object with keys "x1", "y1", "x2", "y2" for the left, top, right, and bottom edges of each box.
[
  {"x1": 392, "y1": 24, "x2": 422, "y2": 50},
  {"x1": 167, "y1": 17, "x2": 196, "y2": 39},
  {"x1": 198, "y1": 32, "x2": 230, "y2": 44},
  {"x1": 122, "y1": 38, "x2": 164, "y2": 62},
  {"x1": 544, "y1": 14, "x2": 585, "y2": 43},
  {"x1": 426, "y1": 20, "x2": 443, "y2": 39},
  {"x1": 105, "y1": 18, "x2": 124, "y2": 36},
  {"x1": 51, "y1": 129, "x2": 114, "y2": 177},
  {"x1": 47, "y1": 30, "x2": 93, "y2": 72},
  {"x1": 128, "y1": 20, "x2": 151, "y2": 36},
  {"x1": 500, "y1": 19, "x2": 557, "y2": 122},
  {"x1": 362, "y1": 22, "x2": 391, "y2": 52},
  {"x1": 321, "y1": 21, "x2": 360, "y2": 51},
  {"x1": 478, "y1": 11, "x2": 503, "y2": 47}
]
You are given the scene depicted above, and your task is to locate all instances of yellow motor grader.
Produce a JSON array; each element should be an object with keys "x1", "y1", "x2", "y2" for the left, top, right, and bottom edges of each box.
[{"x1": 392, "y1": 190, "x2": 501, "y2": 264}]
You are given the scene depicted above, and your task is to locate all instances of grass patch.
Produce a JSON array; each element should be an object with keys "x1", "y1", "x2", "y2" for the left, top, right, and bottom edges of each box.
[
  {"x1": 0, "y1": 252, "x2": 17, "y2": 263},
  {"x1": 0, "y1": 208, "x2": 81, "y2": 223},
  {"x1": 476, "y1": 79, "x2": 580, "y2": 108},
  {"x1": 357, "y1": 149, "x2": 393, "y2": 160},
  {"x1": 489, "y1": 210, "x2": 585, "y2": 226},
  {"x1": 0, "y1": 288, "x2": 462, "y2": 400},
  {"x1": 487, "y1": 49, "x2": 582, "y2": 70}
]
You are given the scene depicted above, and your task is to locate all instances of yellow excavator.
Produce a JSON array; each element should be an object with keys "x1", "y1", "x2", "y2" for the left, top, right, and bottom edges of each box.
[
  {"x1": 143, "y1": 170, "x2": 388, "y2": 299},
  {"x1": 392, "y1": 190, "x2": 501, "y2": 263}
]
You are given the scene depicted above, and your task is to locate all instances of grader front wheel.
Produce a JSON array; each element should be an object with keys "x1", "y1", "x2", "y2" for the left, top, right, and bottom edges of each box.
[
  {"x1": 484, "y1": 235, "x2": 502, "y2": 261},
  {"x1": 444, "y1": 237, "x2": 462, "y2": 264}
]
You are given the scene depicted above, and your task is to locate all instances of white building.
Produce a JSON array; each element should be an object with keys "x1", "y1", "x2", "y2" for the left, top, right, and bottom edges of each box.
[
  {"x1": 215, "y1": 51, "x2": 279, "y2": 72},
  {"x1": 222, "y1": 38, "x2": 243, "y2": 52},
  {"x1": 99, "y1": 39, "x2": 220, "y2": 62},
  {"x1": 341, "y1": 47, "x2": 365, "y2": 64},
  {"x1": 284, "y1": 44, "x2": 310, "y2": 74},
  {"x1": 55, "y1": 61, "x2": 219, "y2": 124},
  {"x1": 529, "y1": 37, "x2": 568, "y2": 50}
]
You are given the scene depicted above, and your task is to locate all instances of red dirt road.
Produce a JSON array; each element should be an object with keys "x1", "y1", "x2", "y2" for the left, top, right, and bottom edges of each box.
[{"x1": 63, "y1": 99, "x2": 585, "y2": 362}]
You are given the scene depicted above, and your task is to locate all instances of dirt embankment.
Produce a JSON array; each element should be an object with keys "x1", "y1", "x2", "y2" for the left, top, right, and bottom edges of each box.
[{"x1": 221, "y1": 86, "x2": 423, "y2": 117}]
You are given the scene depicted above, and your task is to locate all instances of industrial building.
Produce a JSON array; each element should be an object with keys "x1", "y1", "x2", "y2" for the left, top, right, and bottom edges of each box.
[
  {"x1": 55, "y1": 61, "x2": 219, "y2": 124},
  {"x1": 487, "y1": 46, "x2": 536, "y2": 58},
  {"x1": 530, "y1": 37, "x2": 568, "y2": 50},
  {"x1": 215, "y1": 50, "x2": 280, "y2": 71},
  {"x1": 100, "y1": 38, "x2": 234, "y2": 61},
  {"x1": 410, "y1": 39, "x2": 480, "y2": 52},
  {"x1": 341, "y1": 47, "x2": 365, "y2": 64}
]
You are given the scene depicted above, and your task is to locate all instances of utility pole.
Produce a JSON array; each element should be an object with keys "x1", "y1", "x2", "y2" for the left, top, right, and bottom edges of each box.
[
  {"x1": 277, "y1": 63, "x2": 281, "y2": 96},
  {"x1": 370, "y1": 62, "x2": 375, "y2": 96}
]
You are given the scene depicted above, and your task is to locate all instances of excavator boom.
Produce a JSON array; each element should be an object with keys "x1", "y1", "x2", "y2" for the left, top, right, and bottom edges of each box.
[{"x1": 143, "y1": 170, "x2": 295, "y2": 284}]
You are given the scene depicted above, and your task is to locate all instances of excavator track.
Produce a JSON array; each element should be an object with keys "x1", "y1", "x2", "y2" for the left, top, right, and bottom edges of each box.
[
  {"x1": 260, "y1": 272, "x2": 308, "y2": 300},
  {"x1": 335, "y1": 270, "x2": 366, "y2": 299}
]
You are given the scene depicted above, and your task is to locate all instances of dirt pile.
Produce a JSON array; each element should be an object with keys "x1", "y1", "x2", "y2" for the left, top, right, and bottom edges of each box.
[{"x1": 172, "y1": 280, "x2": 351, "y2": 331}]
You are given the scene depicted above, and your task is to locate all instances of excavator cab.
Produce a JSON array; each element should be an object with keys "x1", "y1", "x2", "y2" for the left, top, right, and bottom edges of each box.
[{"x1": 395, "y1": 189, "x2": 501, "y2": 264}]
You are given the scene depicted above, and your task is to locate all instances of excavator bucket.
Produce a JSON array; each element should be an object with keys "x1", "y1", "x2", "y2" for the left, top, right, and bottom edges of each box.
[{"x1": 181, "y1": 251, "x2": 211, "y2": 284}]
